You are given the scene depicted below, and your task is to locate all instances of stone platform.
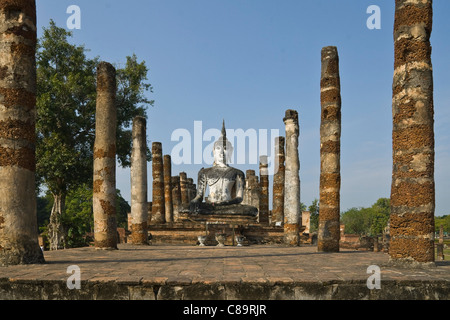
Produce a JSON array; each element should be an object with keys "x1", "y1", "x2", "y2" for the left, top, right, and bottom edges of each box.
[
  {"x1": 148, "y1": 222, "x2": 288, "y2": 246},
  {"x1": 0, "y1": 244, "x2": 449, "y2": 300}
]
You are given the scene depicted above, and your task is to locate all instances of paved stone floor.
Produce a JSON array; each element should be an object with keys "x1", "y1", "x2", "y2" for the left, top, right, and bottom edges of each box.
[{"x1": 1, "y1": 244, "x2": 449, "y2": 300}]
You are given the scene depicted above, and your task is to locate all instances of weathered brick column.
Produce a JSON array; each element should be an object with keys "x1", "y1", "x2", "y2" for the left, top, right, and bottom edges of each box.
[
  {"x1": 318, "y1": 46, "x2": 342, "y2": 252},
  {"x1": 243, "y1": 170, "x2": 260, "y2": 210},
  {"x1": 0, "y1": 0, "x2": 44, "y2": 265},
  {"x1": 259, "y1": 156, "x2": 269, "y2": 224},
  {"x1": 389, "y1": 0, "x2": 435, "y2": 265},
  {"x1": 152, "y1": 142, "x2": 165, "y2": 224},
  {"x1": 171, "y1": 176, "x2": 182, "y2": 221},
  {"x1": 164, "y1": 155, "x2": 173, "y2": 223},
  {"x1": 93, "y1": 62, "x2": 118, "y2": 250},
  {"x1": 130, "y1": 116, "x2": 148, "y2": 244},
  {"x1": 179, "y1": 172, "x2": 189, "y2": 207},
  {"x1": 272, "y1": 136, "x2": 285, "y2": 226},
  {"x1": 283, "y1": 110, "x2": 300, "y2": 246},
  {"x1": 187, "y1": 178, "x2": 194, "y2": 202}
]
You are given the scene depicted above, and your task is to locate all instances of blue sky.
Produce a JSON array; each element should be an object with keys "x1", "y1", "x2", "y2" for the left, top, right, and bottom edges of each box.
[{"x1": 36, "y1": 1, "x2": 450, "y2": 216}]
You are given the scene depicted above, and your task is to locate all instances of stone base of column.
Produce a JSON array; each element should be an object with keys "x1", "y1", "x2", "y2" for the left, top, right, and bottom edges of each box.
[
  {"x1": 94, "y1": 238, "x2": 118, "y2": 250},
  {"x1": 0, "y1": 240, "x2": 45, "y2": 266},
  {"x1": 284, "y1": 223, "x2": 300, "y2": 246},
  {"x1": 131, "y1": 222, "x2": 149, "y2": 245},
  {"x1": 436, "y1": 243, "x2": 445, "y2": 261},
  {"x1": 387, "y1": 257, "x2": 436, "y2": 269},
  {"x1": 317, "y1": 220, "x2": 340, "y2": 252}
]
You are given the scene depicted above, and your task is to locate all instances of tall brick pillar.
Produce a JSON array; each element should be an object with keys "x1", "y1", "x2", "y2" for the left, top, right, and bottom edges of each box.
[
  {"x1": 0, "y1": 0, "x2": 45, "y2": 265},
  {"x1": 164, "y1": 155, "x2": 174, "y2": 223},
  {"x1": 259, "y1": 156, "x2": 269, "y2": 224},
  {"x1": 151, "y1": 142, "x2": 165, "y2": 224},
  {"x1": 272, "y1": 136, "x2": 285, "y2": 226},
  {"x1": 318, "y1": 46, "x2": 342, "y2": 252},
  {"x1": 93, "y1": 62, "x2": 118, "y2": 250},
  {"x1": 179, "y1": 172, "x2": 189, "y2": 207},
  {"x1": 283, "y1": 110, "x2": 300, "y2": 246},
  {"x1": 130, "y1": 116, "x2": 148, "y2": 244},
  {"x1": 390, "y1": 0, "x2": 435, "y2": 265},
  {"x1": 171, "y1": 176, "x2": 182, "y2": 221}
]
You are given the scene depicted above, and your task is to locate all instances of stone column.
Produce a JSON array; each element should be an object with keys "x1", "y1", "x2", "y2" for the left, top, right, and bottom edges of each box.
[
  {"x1": 93, "y1": 62, "x2": 118, "y2": 250},
  {"x1": 437, "y1": 225, "x2": 444, "y2": 261},
  {"x1": 171, "y1": 176, "x2": 182, "y2": 221},
  {"x1": 243, "y1": 170, "x2": 254, "y2": 205},
  {"x1": 283, "y1": 110, "x2": 300, "y2": 246},
  {"x1": 259, "y1": 156, "x2": 269, "y2": 224},
  {"x1": 147, "y1": 202, "x2": 152, "y2": 226},
  {"x1": 187, "y1": 178, "x2": 195, "y2": 202},
  {"x1": 302, "y1": 211, "x2": 311, "y2": 234},
  {"x1": 318, "y1": 46, "x2": 342, "y2": 252},
  {"x1": 164, "y1": 155, "x2": 174, "y2": 223},
  {"x1": 389, "y1": 0, "x2": 435, "y2": 265},
  {"x1": 272, "y1": 136, "x2": 285, "y2": 226},
  {"x1": 0, "y1": 0, "x2": 44, "y2": 265},
  {"x1": 243, "y1": 170, "x2": 260, "y2": 210},
  {"x1": 130, "y1": 116, "x2": 148, "y2": 245},
  {"x1": 179, "y1": 172, "x2": 189, "y2": 207},
  {"x1": 152, "y1": 142, "x2": 165, "y2": 224}
]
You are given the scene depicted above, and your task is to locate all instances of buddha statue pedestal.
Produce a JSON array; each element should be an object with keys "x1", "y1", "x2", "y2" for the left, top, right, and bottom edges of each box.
[{"x1": 179, "y1": 203, "x2": 258, "y2": 225}]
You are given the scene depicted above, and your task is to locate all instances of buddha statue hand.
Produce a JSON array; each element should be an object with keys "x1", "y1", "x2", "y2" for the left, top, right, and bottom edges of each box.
[{"x1": 189, "y1": 195, "x2": 203, "y2": 213}]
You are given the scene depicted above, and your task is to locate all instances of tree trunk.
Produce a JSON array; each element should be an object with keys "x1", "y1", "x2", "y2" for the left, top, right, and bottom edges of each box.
[{"x1": 48, "y1": 193, "x2": 66, "y2": 250}]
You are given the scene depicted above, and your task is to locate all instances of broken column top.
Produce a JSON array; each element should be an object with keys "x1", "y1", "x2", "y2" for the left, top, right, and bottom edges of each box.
[
  {"x1": 260, "y1": 156, "x2": 268, "y2": 165},
  {"x1": 283, "y1": 109, "x2": 298, "y2": 123},
  {"x1": 97, "y1": 61, "x2": 116, "y2": 92},
  {"x1": 152, "y1": 142, "x2": 162, "y2": 152},
  {"x1": 321, "y1": 46, "x2": 338, "y2": 57},
  {"x1": 1, "y1": 0, "x2": 37, "y2": 24}
]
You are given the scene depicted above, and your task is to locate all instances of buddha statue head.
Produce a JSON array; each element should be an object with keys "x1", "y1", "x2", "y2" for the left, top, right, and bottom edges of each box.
[{"x1": 213, "y1": 120, "x2": 233, "y2": 167}]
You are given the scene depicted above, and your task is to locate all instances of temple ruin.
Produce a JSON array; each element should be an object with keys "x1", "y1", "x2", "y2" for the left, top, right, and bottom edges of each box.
[{"x1": 0, "y1": 0, "x2": 441, "y2": 273}]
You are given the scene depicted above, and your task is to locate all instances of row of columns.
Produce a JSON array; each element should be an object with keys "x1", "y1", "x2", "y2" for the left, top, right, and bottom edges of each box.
[
  {"x1": 148, "y1": 157, "x2": 197, "y2": 225},
  {"x1": 0, "y1": 0, "x2": 436, "y2": 266}
]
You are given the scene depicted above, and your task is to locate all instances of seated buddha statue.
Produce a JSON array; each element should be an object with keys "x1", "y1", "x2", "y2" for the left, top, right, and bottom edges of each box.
[{"x1": 189, "y1": 121, "x2": 257, "y2": 216}]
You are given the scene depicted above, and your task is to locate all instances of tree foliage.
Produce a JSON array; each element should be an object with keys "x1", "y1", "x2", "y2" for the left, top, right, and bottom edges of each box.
[
  {"x1": 340, "y1": 198, "x2": 390, "y2": 236},
  {"x1": 36, "y1": 20, "x2": 153, "y2": 196},
  {"x1": 308, "y1": 199, "x2": 319, "y2": 233},
  {"x1": 435, "y1": 215, "x2": 450, "y2": 234}
]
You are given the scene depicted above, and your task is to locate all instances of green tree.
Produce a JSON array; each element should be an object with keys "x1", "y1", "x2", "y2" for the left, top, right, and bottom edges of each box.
[
  {"x1": 341, "y1": 207, "x2": 372, "y2": 235},
  {"x1": 435, "y1": 215, "x2": 450, "y2": 234},
  {"x1": 340, "y1": 198, "x2": 391, "y2": 236},
  {"x1": 308, "y1": 199, "x2": 319, "y2": 233},
  {"x1": 62, "y1": 185, "x2": 94, "y2": 248},
  {"x1": 369, "y1": 198, "x2": 390, "y2": 236},
  {"x1": 36, "y1": 20, "x2": 153, "y2": 249}
]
